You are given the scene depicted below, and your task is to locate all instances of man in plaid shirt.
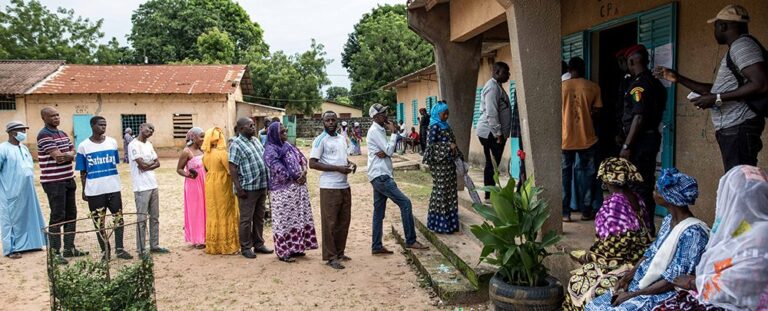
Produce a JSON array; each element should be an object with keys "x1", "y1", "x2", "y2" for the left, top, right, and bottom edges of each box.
[{"x1": 229, "y1": 117, "x2": 272, "y2": 259}]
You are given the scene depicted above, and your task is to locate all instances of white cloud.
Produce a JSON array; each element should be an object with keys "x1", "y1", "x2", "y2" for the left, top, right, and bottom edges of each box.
[{"x1": 5, "y1": 0, "x2": 408, "y2": 89}]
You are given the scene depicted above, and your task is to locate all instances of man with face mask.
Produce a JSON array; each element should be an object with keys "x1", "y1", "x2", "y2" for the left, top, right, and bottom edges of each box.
[{"x1": 0, "y1": 121, "x2": 47, "y2": 259}]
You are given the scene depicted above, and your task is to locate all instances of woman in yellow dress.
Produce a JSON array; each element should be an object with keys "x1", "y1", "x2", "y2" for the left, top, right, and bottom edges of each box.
[{"x1": 202, "y1": 127, "x2": 240, "y2": 254}]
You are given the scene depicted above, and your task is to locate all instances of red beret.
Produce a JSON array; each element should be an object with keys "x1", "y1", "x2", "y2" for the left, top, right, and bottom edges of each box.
[
  {"x1": 624, "y1": 44, "x2": 648, "y2": 58},
  {"x1": 615, "y1": 47, "x2": 628, "y2": 58}
]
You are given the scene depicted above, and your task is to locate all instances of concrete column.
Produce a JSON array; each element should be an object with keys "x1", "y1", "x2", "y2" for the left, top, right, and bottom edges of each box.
[
  {"x1": 408, "y1": 3, "x2": 483, "y2": 182},
  {"x1": 497, "y1": 0, "x2": 563, "y2": 234}
]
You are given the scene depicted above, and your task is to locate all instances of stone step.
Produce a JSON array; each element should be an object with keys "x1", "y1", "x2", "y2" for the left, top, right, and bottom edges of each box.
[
  {"x1": 390, "y1": 224, "x2": 487, "y2": 305},
  {"x1": 412, "y1": 214, "x2": 497, "y2": 291}
]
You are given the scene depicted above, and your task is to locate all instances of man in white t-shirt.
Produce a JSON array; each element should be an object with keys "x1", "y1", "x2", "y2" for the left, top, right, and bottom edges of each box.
[
  {"x1": 76, "y1": 116, "x2": 132, "y2": 260},
  {"x1": 309, "y1": 111, "x2": 356, "y2": 270},
  {"x1": 128, "y1": 123, "x2": 169, "y2": 255}
]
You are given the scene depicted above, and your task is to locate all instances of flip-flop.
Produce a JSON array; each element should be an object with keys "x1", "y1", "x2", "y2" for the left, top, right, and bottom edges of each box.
[
  {"x1": 339, "y1": 255, "x2": 352, "y2": 261},
  {"x1": 326, "y1": 260, "x2": 345, "y2": 269},
  {"x1": 7, "y1": 253, "x2": 21, "y2": 259}
]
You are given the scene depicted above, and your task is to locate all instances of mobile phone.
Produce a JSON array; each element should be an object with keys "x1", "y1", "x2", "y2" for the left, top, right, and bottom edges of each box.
[{"x1": 687, "y1": 92, "x2": 701, "y2": 100}]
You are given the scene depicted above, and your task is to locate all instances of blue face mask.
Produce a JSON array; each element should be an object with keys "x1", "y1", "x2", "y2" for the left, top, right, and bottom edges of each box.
[{"x1": 15, "y1": 131, "x2": 27, "y2": 142}]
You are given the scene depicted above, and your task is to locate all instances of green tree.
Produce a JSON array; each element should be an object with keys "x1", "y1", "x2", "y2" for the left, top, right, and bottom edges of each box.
[
  {"x1": 249, "y1": 40, "x2": 331, "y2": 116},
  {"x1": 342, "y1": 5, "x2": 432, "y2": 111},
  {"x1": 0, "y1": 0, "x2": 105, "y2": 63},
  {"x1": 325, "y1": 86, "x2": 350, "y2": 101},
  {"x1": 94, "y1": 37, "x2": 135, "y2": 64},
  {"x1": 128, "y1": 0, "x2": 268, "y2": 64},
  {"x1": 195, "y1": 28, "x2": 235, "y2": 64}
]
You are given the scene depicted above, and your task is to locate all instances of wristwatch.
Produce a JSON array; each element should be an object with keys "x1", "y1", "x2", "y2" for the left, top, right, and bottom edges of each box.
[
  {"x1": 622, "y1": 144, "x2": 630, "y2": 150},
  {"x1": 715, "y1": 93, "x2": 723, "y2": 107}
]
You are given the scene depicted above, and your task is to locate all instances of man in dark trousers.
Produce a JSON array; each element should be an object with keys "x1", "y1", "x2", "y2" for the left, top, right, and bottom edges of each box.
[
  {"x1": 229, "y1": 117, "x2": 272, "y2": 259},
  {"x1": 655, "y1": 4, "x2": 767, "y2": 172},
  {"x1": 477, "y1": 62, "x2": 512, "y2": 203},
  {"x1": 418, "y1": 108, "x2": 429, "y2": 155},
  {"x1": 620, "y1": 44, "x2": 667, "y2": 235},
  {"x1": 37, "y1": 107, "x2": 88, "y2": 264}
]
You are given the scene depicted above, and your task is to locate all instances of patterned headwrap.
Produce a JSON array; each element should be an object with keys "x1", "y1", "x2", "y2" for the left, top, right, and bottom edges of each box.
[
  {"x1": 202, "y1": 127, "x2": 226, "y2": 152},
  {"x1": 429, "y1": 100, "x2": 450, "y2": 129},
  {"x1": 656, "y1": 168, "x2": 699, "y2": 207},
  {"x1": 185, "y1": 127, "x2": 203, "y2": 147},
  {"x1": 597, "y1": 157, "x2": 644, "y2": 186}
]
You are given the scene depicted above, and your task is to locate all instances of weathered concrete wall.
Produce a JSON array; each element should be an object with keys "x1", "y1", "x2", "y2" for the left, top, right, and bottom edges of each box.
[
  {"x1": 0, "y1": 96, "x2": 28, "y2": 127},
  {"x1": 559, "y1": 0, "x2": 768, "y2": 224},
  {"x1": 23, "y1": 93, "x2": 232, "y2": 151},
  {"x1": 296, "y1": 117, "x2": 372, "y2": 139},
  {"x1": 450, "y1": 0, "x2": 506, "y2": 42}
]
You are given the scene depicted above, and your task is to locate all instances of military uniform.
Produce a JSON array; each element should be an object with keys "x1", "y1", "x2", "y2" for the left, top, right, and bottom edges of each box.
[{"x1": 621, "y1": 70, "x2": 666, "y2": 234}]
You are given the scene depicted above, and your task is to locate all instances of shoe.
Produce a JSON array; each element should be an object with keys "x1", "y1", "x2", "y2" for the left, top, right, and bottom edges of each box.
[
  {"x1": 116, "y1": 250, "x2": 133, "y2": 260},
  {"x1": 326, "y1": 259, "x2": 345, "y2": 269},
  {"x1": 339, "y1": 255, "x2": 352, "y2": 261},
  {"x1": 278, "y1": 256, "x2": 296, "y2": 263},
  {"x1": 562, "y1": 216, "x2": 572, "y2": 223},
  {"x1": 150, "y1": 247, "x2": 170, "y2": 254},
  {"x1": 581, "y1": 213, "x2": 595, "y2": 221},
  {"x1": 53, "y1": 254, "x2": 69, "y2": 265},
  {"x1": 291, "y1": 252, "x2": 306, "y2": 258},
  {"x1": 253, "y1": 245, "x2": 274, "y2": 254},
  {"x1": 241, "y1": 249, "x2": 257, "y2": 259},
  {"x1": 194, "y1": 244, "x2": 206, "y2": 250},
  {"x1": 372, "y1": 247, "x2": 394, "y2": 255},
  {"x1": 63, "y1": 248, "x2": 89, "y2": 258},
  {"x1": 406, "y1": 241, "x2": 429, "y2": 250},
  {"x1": 7, "y1": 252, "x2": 22, "y2": 259}
]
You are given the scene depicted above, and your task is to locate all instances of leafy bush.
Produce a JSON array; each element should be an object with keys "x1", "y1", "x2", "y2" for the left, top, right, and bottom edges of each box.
[
  {"x1": 50, "y1": 256, "x2": 156, "y2": 311},
  {"x1": 470, "y1": 176, "x2": 562, "y2": 287}
]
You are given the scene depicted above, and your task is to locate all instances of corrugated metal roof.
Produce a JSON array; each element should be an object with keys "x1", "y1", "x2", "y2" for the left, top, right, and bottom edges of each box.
[
  {"x1": 0, "y1": 60, "x2": 65, "y2": 95},
  {"x1": 32, "y1": 64, "x2": 250, "y2": 95}
]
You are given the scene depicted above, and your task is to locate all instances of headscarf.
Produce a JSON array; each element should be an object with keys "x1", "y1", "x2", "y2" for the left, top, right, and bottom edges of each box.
[
  {"x1": 597, "y1": 157, "x2": 644, "y2": 186},
  {"x1": 429, "y1": 100, "x2": 449, "y2": 129},
  {"x1": 124, "y1": 128, "x2": 132, "y2": 134},
  {"x1": 656, "y1": 168, "x2": 699, "y2": 207},
  {"x1": 266, "y1": 121, "x2": 291, "y2": 158},
  {"x1": 185, "y1": 127, "x2": 203, "y2": 147},
  {"x1": 341, "y1": 121, "x2": 348, "y2": 127},
  {"x1": 353, "y1": 122, "x2": 360, "y2": 127},
  {"x1": 202, "y1": 127, "x2": 226, "y2": 153},
  {"x1": 695, "y1": 166, "x2": 768, "y2": 309}
]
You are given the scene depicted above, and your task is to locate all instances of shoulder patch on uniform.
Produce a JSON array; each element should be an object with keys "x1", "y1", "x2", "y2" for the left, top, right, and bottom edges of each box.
[{"x1": 629, "y1": 86, "x2": 644, "y2": 103}]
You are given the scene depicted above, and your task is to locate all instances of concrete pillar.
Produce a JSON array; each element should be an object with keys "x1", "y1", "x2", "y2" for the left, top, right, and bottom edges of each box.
[
  {"x1": 408, "y1": 3, "x2": 483, "y2": 180},
  {"x1": 497, "y1": 0, "x2": 563, "y2": 234}
]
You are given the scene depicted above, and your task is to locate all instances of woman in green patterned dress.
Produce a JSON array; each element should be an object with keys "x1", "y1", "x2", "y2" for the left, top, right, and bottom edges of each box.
[{"x1": 423, "y1": 101, "x2": 462, "y2": 234}]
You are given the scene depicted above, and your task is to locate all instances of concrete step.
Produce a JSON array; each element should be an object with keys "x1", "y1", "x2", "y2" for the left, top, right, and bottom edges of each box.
[{"x1": 390, "y1": 224, "x2": 486, "y2": 305}]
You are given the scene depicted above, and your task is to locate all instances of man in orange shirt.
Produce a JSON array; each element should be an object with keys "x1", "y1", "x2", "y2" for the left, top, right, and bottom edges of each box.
[{"x1": 561, "y1": 57, "x2": 602, "y2": 222}]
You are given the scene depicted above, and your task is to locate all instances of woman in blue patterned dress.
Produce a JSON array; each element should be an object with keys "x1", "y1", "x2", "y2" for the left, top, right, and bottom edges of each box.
[
  {"x1": 586, "y1": 168, "x2": 709, "y2": 311},
  {"x1": 423, "y1": 101, "x2": 462, "y2": 234}
]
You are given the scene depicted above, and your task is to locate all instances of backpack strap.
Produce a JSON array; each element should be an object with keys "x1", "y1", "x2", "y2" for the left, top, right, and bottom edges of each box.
[{"x1": 725, "y1": 35, "x2": 768, "y2": 87}]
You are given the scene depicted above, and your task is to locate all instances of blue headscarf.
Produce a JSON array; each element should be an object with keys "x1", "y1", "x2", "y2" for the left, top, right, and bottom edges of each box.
[
  {"x1": 429, "y1": 100, "x2": 450, "y2": 129},
  {"x1": 656, "y1": 168, "x2": 699, "y2": 207}
]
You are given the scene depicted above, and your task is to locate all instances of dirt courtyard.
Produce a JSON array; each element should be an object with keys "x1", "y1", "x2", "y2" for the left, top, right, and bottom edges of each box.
[{"x1": 0, "y1": 146, "x2": 451, "y2": 310}]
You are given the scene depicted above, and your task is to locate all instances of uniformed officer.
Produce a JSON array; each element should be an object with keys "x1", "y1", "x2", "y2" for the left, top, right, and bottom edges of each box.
[{"x1": 619, "y1": 44, "x2": 667, "y2": 235}]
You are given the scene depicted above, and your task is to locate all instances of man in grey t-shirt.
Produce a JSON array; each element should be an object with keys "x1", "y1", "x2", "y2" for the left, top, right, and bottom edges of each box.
[{"x1": 654, "y1": 5, "x2": 767, "y2": 172}]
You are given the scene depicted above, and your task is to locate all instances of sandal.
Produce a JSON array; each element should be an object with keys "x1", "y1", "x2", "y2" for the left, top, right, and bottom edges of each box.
[
  {"x1": 339, "y1": 255, "x2": 352, "y2": 261},
  {"x1": 7, "y1": 252, "x2": 21, "y2": 259},
  {"x1": 291, "y1": 252, "x2": 306, "y2": 258},
  {"x1": 194, "y1": 244, "x2": 206, "y2": 250},
  {"x1": 326, "y1": 259, "x2": 345, "y2": 269},
  {"x1": 278, "y1": 256, "x2": 296, "y2": 263}
]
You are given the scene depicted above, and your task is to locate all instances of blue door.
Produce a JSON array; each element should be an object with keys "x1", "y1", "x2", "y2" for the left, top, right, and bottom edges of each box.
[{"x1": 73, "y1": 114, "x2": 93, "y2": 149}]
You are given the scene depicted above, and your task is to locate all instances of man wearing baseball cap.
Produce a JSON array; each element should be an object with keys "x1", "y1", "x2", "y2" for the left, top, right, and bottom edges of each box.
[
  {"x1": 0, "y1": 121, "x2": 47, "y2": 259},
  {"x1": 654, "y1": 4, "x2": 767, "y2": 172}
]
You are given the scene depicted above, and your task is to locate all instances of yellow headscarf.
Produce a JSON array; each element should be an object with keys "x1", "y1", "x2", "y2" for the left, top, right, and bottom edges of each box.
[
  {"x1": 597, "y1": 157, "x2": 644, "y2": 186},
  {"x1": 202, "y1": 127, "x2": 226, "y2": 153}
]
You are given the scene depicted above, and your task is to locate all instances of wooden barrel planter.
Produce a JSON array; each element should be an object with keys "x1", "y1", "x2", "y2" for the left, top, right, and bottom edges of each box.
[{"x1": 488, "y1": 273, "x2": 564, "y2": 311}]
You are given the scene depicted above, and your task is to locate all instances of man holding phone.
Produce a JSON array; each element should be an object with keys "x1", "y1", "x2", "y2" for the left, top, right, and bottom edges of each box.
[
  {"x1": 366, "y1": 104, "x2": 428, "y2": 256},
  {"x1": 309, "y1": 111, "x2": 356, "y2": 269}
]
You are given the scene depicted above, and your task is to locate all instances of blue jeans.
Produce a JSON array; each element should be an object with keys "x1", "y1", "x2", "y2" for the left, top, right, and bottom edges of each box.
[
  {"x1": 371, "y1": 175, "x2": 417, "y2": 249},
  {"x1": 562, "y1": 146, "x2": 597, "y2": 217}
]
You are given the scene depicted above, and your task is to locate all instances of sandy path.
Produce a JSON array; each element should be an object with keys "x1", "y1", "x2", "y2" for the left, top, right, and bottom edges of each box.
[{"x1": 0, "y1": 147, "x2": 444, "y2": 311}]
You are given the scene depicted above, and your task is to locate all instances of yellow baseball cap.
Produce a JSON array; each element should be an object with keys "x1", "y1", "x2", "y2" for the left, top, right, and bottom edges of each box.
[{"x1": 707, "y1": 4, "x2": 750, "y2": 23}]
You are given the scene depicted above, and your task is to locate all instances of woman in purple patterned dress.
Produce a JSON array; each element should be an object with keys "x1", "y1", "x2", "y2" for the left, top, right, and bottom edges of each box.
[
  {"x1": 264, "y1": 121, "x2": 318, "y2": 262},
  {"x1": 564, "y1": 157, "x2": 653, "y2": 310}
]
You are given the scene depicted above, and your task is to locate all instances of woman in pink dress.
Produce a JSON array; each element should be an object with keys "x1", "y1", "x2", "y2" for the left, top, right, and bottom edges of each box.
[{"x1": 176, "y1": 127, "x2": 206, "y2": 248}]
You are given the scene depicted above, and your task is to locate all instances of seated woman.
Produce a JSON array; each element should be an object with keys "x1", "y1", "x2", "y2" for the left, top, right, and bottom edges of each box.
[
  {"x1": 563, "y1": 158, "x2": 653, "y2": 311},
  {"x1": 653, "y1": 165, "x2": 768, "y2": 311},
  {"x1": 586, "y1": 168, "x2": 710, "y2": 311}
]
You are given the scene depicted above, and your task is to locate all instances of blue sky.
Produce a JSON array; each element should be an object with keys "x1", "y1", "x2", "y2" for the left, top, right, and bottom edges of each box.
[{"x1": 3, "y1": 0, "x2": 406, "y2": 89}]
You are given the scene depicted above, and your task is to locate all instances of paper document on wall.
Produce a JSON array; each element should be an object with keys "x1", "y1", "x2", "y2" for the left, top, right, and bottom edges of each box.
[{"x1": 653, "y1": 43, "x2": 673, "y2": 88}]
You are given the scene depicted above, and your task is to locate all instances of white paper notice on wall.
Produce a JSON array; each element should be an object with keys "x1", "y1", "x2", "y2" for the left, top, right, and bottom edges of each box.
[{"x1": 653, "y1": 43, "x2": 673, "y2": 88}]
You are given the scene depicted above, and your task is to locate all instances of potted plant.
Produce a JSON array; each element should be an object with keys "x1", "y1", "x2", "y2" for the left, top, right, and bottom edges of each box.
[{"x1": 470, "y1": 174, "x2": 563, "y2": 311}]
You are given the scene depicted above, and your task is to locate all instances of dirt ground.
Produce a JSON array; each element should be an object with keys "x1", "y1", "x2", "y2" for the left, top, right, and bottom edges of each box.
[{"x1": 0, "y1": 146, "x2": 456, "y2": 311}]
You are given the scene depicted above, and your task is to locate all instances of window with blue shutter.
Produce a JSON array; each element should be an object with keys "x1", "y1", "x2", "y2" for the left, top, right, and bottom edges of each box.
[
  {"x1": 508, "y1": 81, "x2": 521, "y2": 180},
  {"x1": 412, "y1": 99, "x2": 419, "y2": 125},
  {"x1": 562, "y1": 31, "x2": 590, "y2": 78},
  {"x1": 396, "y1": 103, "x2": 404, "y2": 123},
  {"x1": 426, "y1": 96, "x2": 437, "y2": 114},
  {"x1": 472, "y1": 87, "x2": 482, "y2": 128}
]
